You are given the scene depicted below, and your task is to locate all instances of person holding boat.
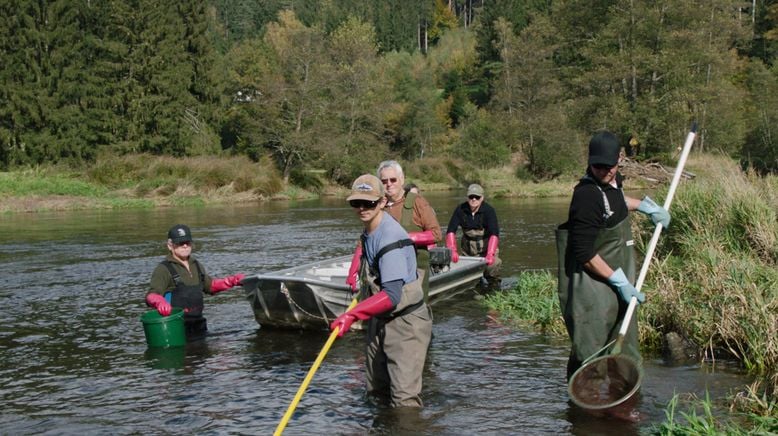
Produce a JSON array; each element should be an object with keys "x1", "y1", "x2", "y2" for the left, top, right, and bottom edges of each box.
[
  {"x1": 557, "y1": 131, "x2": 670, "y2": 380},
  {"x1": 345, "y1": 160, "x2": 441, "y2": 301},
  {"x1": 445, "y1": 183, "x2": 502, "y2": 292},
  {"x1": 145, "y1": 224, "x2": 245, "y2": 339},
  {"x1": 332, "y1": 174, "x2": 433, "y2": 408}
]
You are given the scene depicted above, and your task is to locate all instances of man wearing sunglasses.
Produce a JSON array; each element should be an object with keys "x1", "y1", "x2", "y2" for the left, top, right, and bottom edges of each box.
[
  {"x1": 331, "y1": 174, "x2": 432, "y2": 408},
  {"x1": 345, "y1": 160, "x2": 441, "y2": 302},
  {"x1": 445, "y1": 183, "x2": 502, "y2": 292},
  {"x1": 145, "y1": 224, "x2": 245, "y2": 339},
  {"x1": 556, "y1": 131, "x2": 670, "y2": 381}
]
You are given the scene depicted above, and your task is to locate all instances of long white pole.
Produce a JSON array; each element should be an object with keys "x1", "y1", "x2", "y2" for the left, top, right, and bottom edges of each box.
[{"x1": 618, "y1": 123, "x2": 697, "y2": 337}]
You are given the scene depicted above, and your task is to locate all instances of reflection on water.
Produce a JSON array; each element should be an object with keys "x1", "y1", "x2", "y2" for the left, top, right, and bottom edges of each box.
[{"x1": 0, "y1": 194, "x2": 749, "y2": 434}]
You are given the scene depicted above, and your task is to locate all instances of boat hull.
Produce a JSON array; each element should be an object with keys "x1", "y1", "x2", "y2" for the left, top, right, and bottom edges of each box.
[{"x1": 243, "y1": 255, "x2": 486, "y2": 330}]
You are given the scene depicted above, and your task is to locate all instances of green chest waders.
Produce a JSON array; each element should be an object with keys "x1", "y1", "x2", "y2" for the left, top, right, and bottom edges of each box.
[
  {"x1": 161, "y1": 260, "x2": 208, "y2": 337},
  {"x1": 462, "y1": 228, "x2": 485, "y2": 256},
  {"x1": 556, "y1": 211, "x2": 639, "y2": 380},
  {"x1": 360, "y1": 243, "x2": 432, "y2": 407}
]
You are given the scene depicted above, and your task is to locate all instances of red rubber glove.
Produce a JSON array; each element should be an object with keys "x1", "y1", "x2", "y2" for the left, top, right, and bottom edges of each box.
[
  {"x1": 408, "y1": 230, "x2": 435, "y2": 248},
  {"x1": 330, "y1": 291, "x2": 395, "y2": 337},
  {"x1": 485, "y1": 235, "x2": 499, "y2": 266},
  {"x1": 146, "y1": 293, "x2": 172, "y2": 316},
  {"x1": 445, "y1": 232, "x2": 459, "y2": 263},
  {"x1": 210, "y1": 273, "x2": 245, "y2": 293},
  {"x1": 345, "y1": 243, "x2": 362, "y2": 293}
]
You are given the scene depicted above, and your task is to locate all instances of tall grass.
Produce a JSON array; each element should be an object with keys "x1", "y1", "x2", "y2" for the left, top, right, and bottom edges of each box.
[
  {"x1": 641, "y1": 156, "x2": 778, "y2": 396},
  {"x1": 651, "y1": 392, "x2": 777, "y2": 435},
  {"x1": 404, "y1": 156, "x2": 575, "y2": 198},
  {"x1": 0, "y1": 168, "x2": 107, "y2": 197},
  {"x1": 484, "y1": 270, "x2": 566, "y2": 335},
  {"x1": 485, "y1": 154, "x2": 777, "y2": 423},
  {"x1": 1, "y1": 154, "x2": 289, "y2": 212},
  {"x1": 86, "y1": 153, "x2": 284, "y2": 197}
]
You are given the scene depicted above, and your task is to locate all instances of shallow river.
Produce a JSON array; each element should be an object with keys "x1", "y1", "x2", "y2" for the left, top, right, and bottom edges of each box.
[{"x1": 0, "y1": 192, "x2": 749, "y2": 435}]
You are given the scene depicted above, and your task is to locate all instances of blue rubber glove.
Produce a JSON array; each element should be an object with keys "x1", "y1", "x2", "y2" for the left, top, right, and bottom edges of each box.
[
  {"x1": 607, "y1": 268, "x2": 645, "y2": 304},
  {"x1": 637, "y1": 196, "x2": 670, "y2": 228}
]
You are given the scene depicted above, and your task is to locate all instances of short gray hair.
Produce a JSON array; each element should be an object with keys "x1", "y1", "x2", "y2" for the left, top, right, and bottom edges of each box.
[{"x1": 377, "y1": 160, "x2": 404, "y2": 179}]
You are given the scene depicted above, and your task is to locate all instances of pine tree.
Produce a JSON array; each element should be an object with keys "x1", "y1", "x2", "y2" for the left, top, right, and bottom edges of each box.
[{"x1": 0, "y1": 0, "x2": 50, "y2": 167}]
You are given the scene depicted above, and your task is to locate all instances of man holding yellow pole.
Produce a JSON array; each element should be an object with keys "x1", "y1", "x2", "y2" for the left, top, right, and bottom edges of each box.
[{"x1": 331, "y1": 174, "x2": 433, "y2": 407}]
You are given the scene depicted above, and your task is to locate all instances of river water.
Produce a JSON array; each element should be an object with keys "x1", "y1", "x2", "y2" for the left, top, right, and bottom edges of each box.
[{"x1": 0, "y1": 192, "x2": 749, "y2": 435}]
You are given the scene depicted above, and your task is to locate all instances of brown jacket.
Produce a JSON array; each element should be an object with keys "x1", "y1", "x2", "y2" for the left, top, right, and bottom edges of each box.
[{"x1": 384, "y1": 192, "x2": 441, "y2": 241}]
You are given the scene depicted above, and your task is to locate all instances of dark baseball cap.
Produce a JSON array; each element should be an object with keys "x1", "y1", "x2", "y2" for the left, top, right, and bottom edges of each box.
[
  {"x1": 588, "y1": 131, "x2": 621, "y2": 167},
  {"x1": 167, "y1": 224, "x2": 192, "y2": 244}
]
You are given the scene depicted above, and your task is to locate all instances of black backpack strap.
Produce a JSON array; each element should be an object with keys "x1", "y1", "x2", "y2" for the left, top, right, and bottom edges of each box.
[{"x1": 369, "y1": 238, "x2": 414, "y2": 277}]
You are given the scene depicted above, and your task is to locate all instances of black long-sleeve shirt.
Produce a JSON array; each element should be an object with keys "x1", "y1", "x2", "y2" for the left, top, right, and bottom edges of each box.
[
  {"x1": 567, "y1": 172, "x2": 628, "y2": 264},
  {"x1": 446, "y1": 201, "x2": 500, "y2": 238}
]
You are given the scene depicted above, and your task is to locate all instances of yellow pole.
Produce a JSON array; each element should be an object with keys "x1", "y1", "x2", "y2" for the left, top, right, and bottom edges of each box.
[{"x1": 273, "y1": 297, "x2": 359, "y2": 436}]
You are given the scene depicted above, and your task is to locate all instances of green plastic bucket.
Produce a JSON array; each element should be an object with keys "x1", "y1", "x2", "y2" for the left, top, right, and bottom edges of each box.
[{"x1": 141, "y1": 308, "x2": 186, "y2": 348}]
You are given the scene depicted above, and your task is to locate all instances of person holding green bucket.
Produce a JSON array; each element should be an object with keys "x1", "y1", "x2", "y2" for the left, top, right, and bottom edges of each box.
[
  {"x1": 145, "y1": 224, "x2": 245, "y2": 340},
  {"x1": 556, "y1": 131, "x2": 670, "y2": 382}
]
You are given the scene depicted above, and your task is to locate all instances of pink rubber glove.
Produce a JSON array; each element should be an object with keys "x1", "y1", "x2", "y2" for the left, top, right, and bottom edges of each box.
[
  {"x1": 211, "y1": 273, "x2": 245, "y2": 293},
  {"x1": 330, "y1": 291, "x2": 395, "y2": 337},
  {"x1": 146, "y1": 293, "x2": 172, "y2": 316},
  {"x1": 485, "y1": 235, "x2": 499, "y2": 266},
  {"x1": 408, "y1": 230, "x2": 435, "y2": 248},
  {"x1": 446, "y1": 232, "x2": 459, "y2": 263},
  {"x1": 345, "y1": 243, "x2": 362, "y2": 293}
]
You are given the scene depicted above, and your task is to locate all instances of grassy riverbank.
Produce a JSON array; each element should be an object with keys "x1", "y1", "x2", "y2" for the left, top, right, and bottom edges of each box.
[
  {"x1": 484, "y1": 154, "x2": 778, "y2": 430},
  {"x1": 0, "y1": 154, "x2": 288, "y2": 213},
  {"x1": 0, "y1": 153, "x2": 586, "y2": 214}
]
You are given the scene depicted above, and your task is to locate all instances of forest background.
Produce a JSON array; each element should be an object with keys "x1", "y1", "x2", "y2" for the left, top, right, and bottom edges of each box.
[{"x1": 2, "y1": 0, "x2": 777, "y2": 196}]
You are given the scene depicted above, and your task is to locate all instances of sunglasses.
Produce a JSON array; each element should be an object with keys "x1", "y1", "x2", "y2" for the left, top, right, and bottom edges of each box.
[
  {"x1": 173, "y1": 241, "x2": 192, "y2": 247},
  {"x1": 380, "y1": 177, "x2": 398, "y2": 185},
  {"x1": 592, "y1": 163, "x2": 617, "y2": 170},
  {"x1": 468, "y1": 195, "x2": 482, "y2": 200},
  {"x1": 349, "y1": 199, "x2": 380, "y2": 209}
]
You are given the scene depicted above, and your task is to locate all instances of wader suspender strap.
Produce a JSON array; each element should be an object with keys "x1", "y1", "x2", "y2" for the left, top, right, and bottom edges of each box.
[
  {"x1": 162, "y1": 259, "x2": 205, "y2": 288},
  {"x1": 582, "y1": 175, "x2": 615, "y2": 220},
  {"x1": 599, "y1": 187, "x2": 613, "y2": 219},
  {"x1": 400, "y1": 192, "x2": 417, "y2": 229},
  {"x1": 366, "y1": 238, "x2": 424, "y2": 320}
]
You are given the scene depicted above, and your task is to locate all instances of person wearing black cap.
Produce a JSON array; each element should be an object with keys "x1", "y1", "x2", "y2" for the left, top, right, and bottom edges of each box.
[
  {"x1": 556, "y1": 131, "x2": 670, "y2": 380},
  {"x1": 331, "y1": 174, "x2": 432, "y2": 408},
  {"x1": 145, "y1": 224, "x2": 246, "y2": 338},
  {"x1": 445, "y1": 183, "x2": 502, "y2": 291}
]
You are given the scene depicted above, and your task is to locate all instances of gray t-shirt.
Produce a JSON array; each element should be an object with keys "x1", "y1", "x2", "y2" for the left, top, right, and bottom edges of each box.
[{"x1": 362, "y1": 212, "x2": 418, "y2": 305}]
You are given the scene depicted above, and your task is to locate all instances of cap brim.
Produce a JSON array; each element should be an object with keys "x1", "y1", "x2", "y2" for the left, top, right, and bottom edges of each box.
[
  {"x1": 347, "y1": 193, "x2": 381, "y2": 202},
  {"x1": 588, "y1": 156, "x2": 619, "y2": 166},
  {"x1": 171, "y1": 237, "x2": 192, "y2": 244}
]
